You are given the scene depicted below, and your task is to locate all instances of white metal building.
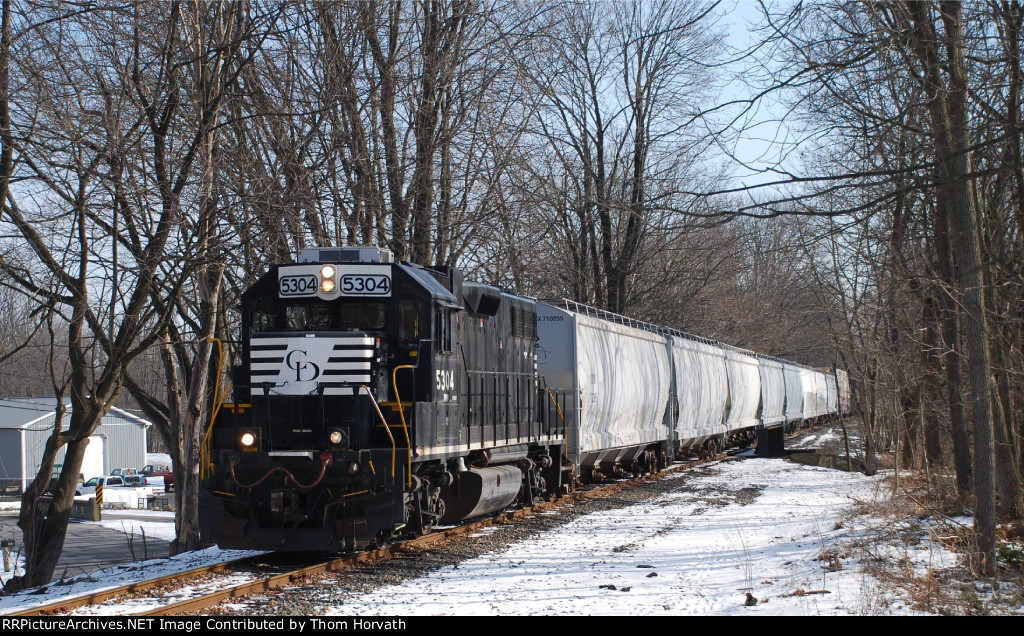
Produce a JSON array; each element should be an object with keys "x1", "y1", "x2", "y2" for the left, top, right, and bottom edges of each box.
[{"x1": 0, "y1": 398, "x2": 150, "y2": 494}]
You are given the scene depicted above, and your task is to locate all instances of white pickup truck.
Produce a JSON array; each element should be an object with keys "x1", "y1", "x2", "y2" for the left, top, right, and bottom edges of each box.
[
  {"x1": 110, "y1": 467, "x2": 165, "y2": 494},
  {"x1": 78, "y1": 475, "x2": 156, "y2": 506}
]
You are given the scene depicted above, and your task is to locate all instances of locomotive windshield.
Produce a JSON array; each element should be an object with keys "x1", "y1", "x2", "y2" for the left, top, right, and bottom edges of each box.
[
  {"x1": 338, "y1": 302, "x2": 386, "y2": 330},
  {"x1": 287, "y1": 304, "x2": 334, "y2": 330},
  {"x1": 249, "y1": 300, "x2": 389, "y2": 333}
]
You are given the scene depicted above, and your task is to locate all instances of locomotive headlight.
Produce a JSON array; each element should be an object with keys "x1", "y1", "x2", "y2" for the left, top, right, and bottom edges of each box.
[
  {"x1": 328, "y1": 428, "x2": 347, "y2": 446},
  {"x1": 239, "y1": 428, "x2": 260, "y2": 451},
  {"x1": 320, "y1": 264, "x2": 337, "y2": 294}
]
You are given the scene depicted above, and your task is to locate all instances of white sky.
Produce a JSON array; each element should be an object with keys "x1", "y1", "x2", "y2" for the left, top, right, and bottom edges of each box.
[{"x1": 0, "y1": 434, "x2": 972, "y2": 616}]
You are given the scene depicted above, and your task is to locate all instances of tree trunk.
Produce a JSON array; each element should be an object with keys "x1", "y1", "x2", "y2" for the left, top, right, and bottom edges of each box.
[
  {"x1": 931, "y1": 195, "x2": 971, "y2": 491},
  {"x1": 11, "y1": 404, "x2": 105, "y2": 590},
  {"x1": 990, "y1": 326, "x2": 1023, "y2": 519},
  {"x1": 921, "y1": 295, "x2": 945, "y2": 468},
  {"x1": 937, "y1": 256, "x2": 972, "y2": 492},
  {"x1": 900, "y1": 0, "x2": 995, "y2": 571},
  {"x1": 174, "y1": 264, "x2": 223, "y2": 554}
]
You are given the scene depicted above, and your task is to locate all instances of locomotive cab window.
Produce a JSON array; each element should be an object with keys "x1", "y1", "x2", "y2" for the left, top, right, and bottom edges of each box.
[
  {"x1": 339, "y1": 302, "x2": 386, "y2": 331},
  {"x1": 286, "y1": 303, "x2": 333, "y2": 331},
  {"x1": 251, "y1": 305, "x2": 276, "y2": 334},
  {"x1": 398, "y1": 301, "x2": 421, "y2": 342},
  {"x1": 435, "y1": 309, "x2": 453, "y2": 353}
]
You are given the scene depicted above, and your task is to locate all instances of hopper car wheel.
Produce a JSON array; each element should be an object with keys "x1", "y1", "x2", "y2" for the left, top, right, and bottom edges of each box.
[
  {"x1": 699, "y1": 443, "x2": 710, "y2": 460},
  {"x1": 643, "y1": 450, "x2": 658, "y2": 475}
]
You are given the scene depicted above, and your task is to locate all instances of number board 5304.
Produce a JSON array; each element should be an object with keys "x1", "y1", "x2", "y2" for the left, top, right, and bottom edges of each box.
[
  {"x1": 341, "y1": 274, "x2": 391, "y2": 296},
  {"x1": 279, "y1": 275, "x2": 318, "y2": 296},
  {"x1": 277, "y1": 264, "x2": 393, "y2": 299}
]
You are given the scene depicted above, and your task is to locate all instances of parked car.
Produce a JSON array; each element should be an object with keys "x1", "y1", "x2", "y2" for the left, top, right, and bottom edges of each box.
[
  {"x1": 78, "y1": 475, "x2": 126, "y2": 497},
  {"x1": 42, "y1": 469, "x2": 84, "y2": 496},
  {"x1": 141, "y1": 464, "x2": 173, "y2": 492},
  {"x1": 110, "y1": 467, "x2": 139, "y2": 477},
  {"x1": 78, "y1": 475, "x2": 155, "y2": 506}
]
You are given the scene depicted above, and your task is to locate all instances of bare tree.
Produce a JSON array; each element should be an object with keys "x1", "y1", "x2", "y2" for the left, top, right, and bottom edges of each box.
[
  {"x1": 734, "y1": 0, "x2": 1014, "y2": 572},
  {"x1": 121, "y1": 0, "x2": 273, "y2": 555},
  {"x1": 0, "y1": 1, "x2": 190, "y2": 589},
  {"x1": 0, "y1": 1, "x2": 270, "y2": 584},
  {"x1": 518, "y1": 0, "x2": 724, "y2": 313}
]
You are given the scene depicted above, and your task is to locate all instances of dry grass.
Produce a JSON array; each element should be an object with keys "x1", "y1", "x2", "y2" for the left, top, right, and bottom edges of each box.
[
  {"x1": 782, "y1": 420, "x2": 1024, "y2": 614},
  {"x1": 844, "y1": 468, "x2": 1024, "y2": 615}
]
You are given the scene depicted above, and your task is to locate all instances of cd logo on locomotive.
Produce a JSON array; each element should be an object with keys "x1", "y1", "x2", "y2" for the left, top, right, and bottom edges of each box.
[{"x1": 285, "y1": 349, "x2": 321, "y2": 381}]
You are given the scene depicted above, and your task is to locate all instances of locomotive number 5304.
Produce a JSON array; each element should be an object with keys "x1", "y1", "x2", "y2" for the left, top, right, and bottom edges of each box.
[
  {"x1": 279, "y1": 275, "x2": 318, "y2": 296},
  {"x1": 341, "y1": 274, "x2": 391, "y2": 296}
]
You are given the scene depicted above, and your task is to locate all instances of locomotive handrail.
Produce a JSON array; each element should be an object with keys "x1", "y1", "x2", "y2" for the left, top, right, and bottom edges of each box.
[
  {"x1": 202, "y1": 337, "x2": 231, "y2": 480},
  {"x1": 390, "y1": 365, "x2": 415, "y2": 488},
  {"x1": 360, "y1": 385, "x2": 397, "y2": 479}
]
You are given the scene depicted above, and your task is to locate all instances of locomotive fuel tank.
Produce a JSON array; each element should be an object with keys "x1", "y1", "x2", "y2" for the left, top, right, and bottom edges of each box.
[{"x1": 439, "y1": 465, "x2": 523, "y2": 524}]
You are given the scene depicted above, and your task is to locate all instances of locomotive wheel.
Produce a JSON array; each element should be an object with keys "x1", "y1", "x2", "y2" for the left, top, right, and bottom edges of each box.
[
  {"x1": 367, "y1": 529, "x2": 392, "y2": 550},
  {"x1": 408, "y1": 505, "x2": 429, "y2": 538},
  {"x1": 410, "y1": 519, "x2": 429, "y2": 538},
  {"x1": 408, "y1": 490, "x2": 443, "y2": 538}
]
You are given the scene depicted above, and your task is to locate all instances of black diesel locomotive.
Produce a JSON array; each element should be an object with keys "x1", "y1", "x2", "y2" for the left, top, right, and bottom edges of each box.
[
  {"x1": 200, "y1": 246, "x2": 565, "y2": 551},
  {"x1": 199, "y1": 246, "x2": 849, "y2": 552}
]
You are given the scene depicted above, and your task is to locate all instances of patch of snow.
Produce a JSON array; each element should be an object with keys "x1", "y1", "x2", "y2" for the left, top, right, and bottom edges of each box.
[{"x1": 0, "y1": 457, "x2": 985, "y2": 615}]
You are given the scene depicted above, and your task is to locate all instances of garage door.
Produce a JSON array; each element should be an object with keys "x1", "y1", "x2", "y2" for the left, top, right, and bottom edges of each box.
[{"x1": 80, "y1": 435, "x2": 104, "y2": 481}]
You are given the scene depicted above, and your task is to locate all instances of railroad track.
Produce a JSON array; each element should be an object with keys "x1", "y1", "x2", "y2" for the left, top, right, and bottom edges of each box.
[{"x1": 9, "y1": 451, "x2": 756, "y2": 616}]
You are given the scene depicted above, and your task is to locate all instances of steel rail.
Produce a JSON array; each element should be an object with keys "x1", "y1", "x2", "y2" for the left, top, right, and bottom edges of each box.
[
  {"x1": 3, "y1": 555, "x2": 267, "y2": 617},
  {"x1": 7, "y1": 454, "x2": 735, "y2": 617}
]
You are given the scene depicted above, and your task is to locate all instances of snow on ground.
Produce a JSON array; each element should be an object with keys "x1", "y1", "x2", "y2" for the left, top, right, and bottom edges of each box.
[
  {"x1": 319, "y1": 458, "x2": 938, "y2": 616},
  {"x1": 90, "y1": 510, "x2": 178, "y2": 542},
  {"x1": 0, "y1": 546, "x2": 264, "y2": 615},
  {"x1": 0, "y1": 502, "x2": 263, "y2": 615},
  {"x1": 145, "y1": 452, "x2": 172, "y2": 467},
  {"x1": 0, "y1": 452, "x2": 971, "y2": 616}
]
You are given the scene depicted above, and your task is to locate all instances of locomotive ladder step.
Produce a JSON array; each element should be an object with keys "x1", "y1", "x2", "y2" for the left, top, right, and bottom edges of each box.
[{"x1": 375, "y1": 422, "x2": 412, "y2": 430}]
